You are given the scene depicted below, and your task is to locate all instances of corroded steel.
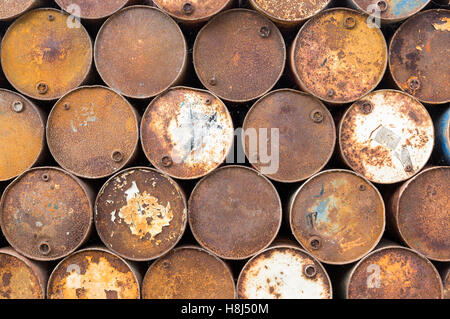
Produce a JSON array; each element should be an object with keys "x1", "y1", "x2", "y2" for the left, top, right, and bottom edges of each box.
[
  {"x1": 47, "y1": 247, "x2": 140, "y2": 299},
  {"x1": 95, "y1": 167, "x2": 187, "y2": 261},
  {"x1": 345, "y1": 245, "x2": 443, "y2": 299},
  {"x1": 94, "y1": 6, "x2": 187, "y2": 99},
  {"x1": 153, "y1": 0, "x2": 233, "y2": 24},
  {"x1": 56, "y1": 0, "x2": 132, "y2": 19},
  {"x1": 47, "y1": 86, "x2": 139, "y2": 179},
  {"x1": 188, "y1": 165, "x2": 282, "y2": 260},
  {"x1": 290, "y1": 169, "x2": 385, "y2": 265},
  {"x1": 388, "y1": 166, "x2": 449, "y2": 262},
  {"x1": 0, "y1": 247, "x2": 46, "y2": 299},
  {"x1": 0, "y1": 167, "x2": 93, "y2": 261},
  {"x1": 339, "y1": 90, "x2": 434, "y2": 184},
  {"x1": 193, "y1": 9, "x2": 286, "y2": 102},
  {"x1": 436, "y1": 107, "x2": 450, "y2": 164},
  {"x1": 142, "y1": 246, "x2": 236, "y2": 299},
  {"x1": 0, "y1": 89, "x2": 45, "y2": 182},
  {"x1": 141, "y1": 87, "x2": 234, "y2": 180},
  {"x1": 389, "y1": 9, "x2": 450, "y2": 104},
  {"x1": 1, "y1": 8, "x2": 93, "y2": 101},
  {"x1": 350, "y1": 0, "x2": 430, "y2": 23},
  {"x1": 443, "y1": 267, "x2": 450, "y2": 299},
  {"x1": 291, "y1": 8, "x2": 387, "y2": 104},
  {"x1": 237, "y1": 244, "x2": 332, "y2": 299},
  {"x1": 249, "y1": 0, "x2": 331, "y2": 27},
  {"x1": 0, "y1": 0, "x2": 43, "y2": 21},
  {"x1": 243, "y1": 89, "x2": 335, "y2": 183}
]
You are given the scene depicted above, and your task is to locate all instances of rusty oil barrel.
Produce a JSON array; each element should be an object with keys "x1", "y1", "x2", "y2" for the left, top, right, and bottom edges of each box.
[
  {"x1": 387, "y1": 166, "x2": 449, "y2": 262},
  {"x1": 55, "y1": 0, "x2": 134, "y2": 20},
  {"x1": 339, "y1": 89, "x2": 434, "y2": 184},
  {"x1": 94, "y1": 5, "x2": 187, "y2": 99},
  {"x1": 249, "y1": 0, "x2": 331, "y2": 28},
  {"x1": 289, "y1": 169, "x2": 385, "y2": 265},
  {"x1": 47, "y1": 247, "x2": 141, "y2": 299},
  {"x1": 237, "y1": 243, "x2": 332, "y2": 299},
  {"x1": 140, "y1": 86, "x2": 234, "y2": 180},
  {"x1": 0, "y1": 247, "x2": 47, "y2": 299},
  {"x1": 348, "y1": 0, "x2": 431, "y2": 24},
  {"x1": 0, "y1": 0, "x2": 45, "y2": 21},
  {"x1": 435, "y1": 107, "x2": 450, "y2": 164},
  {"x1": 242, "y1": 89, "x2": 335, "y2": 183},
  {"x1": 0, "y1": 89, "x2": 46, "y2": 182},
  {"x1": 142, "y1": 246, "x2": 236, "y2": 299},
  {"x1": 95, "y1": 167, "x2": 187, "y2": 261},
  {"x1": 442, "y1": 266, "x2": 450, "y2": 299},
  {"x1": 188, "y1": 165, "x2": 282, "y2": 260},
  {"x1": 46, "y1": 86, "x2": 139, "y2": 179},
  {"x1": 341, "y1": 243, "x2": 444, "y2": 299},
  {"x1": 153, "y1": 0, "x2": 234, "y2": 25},
  {"x1": 0, "y1": 167, "x2": 94, "y2": 261},
  {"x1": 290, "y1": 7, "x2": 387, "y2": 105},
  {"x1": 193, "y1": 8, "x2": 286, "y2": 103},
  {"x1": 389, "y1": 9, "x2": 450, "y2": 105},
  {"x1": 1, "y1": 8, "x2": 93, "y2": 101}
]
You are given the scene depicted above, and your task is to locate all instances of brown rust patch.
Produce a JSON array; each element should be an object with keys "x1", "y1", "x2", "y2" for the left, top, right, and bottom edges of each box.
[
  {"x1": 142, "y1": 246, "x2": 235, "y2": 299},
  {"x1": 389, "y1": 9, "x2": 450, "y2": 104},
  {"x1": 193, "y1": 9, "x2": 286, "y2": 102},
  {"x1": 443, "y1": 267, "x2": 450, "y2": 299},
  {"x1": 56, "y1": 0, "x2": 130, "y2": 19},
  {"x1": 47, "y1": 86, "x2": 139, "y2": 179},
  {"x1": 0, "y1": 167, "x2": 93, "y2": 261},
  {"x1": 0, "y1": 0, "x2": 41, "y2": 21}
]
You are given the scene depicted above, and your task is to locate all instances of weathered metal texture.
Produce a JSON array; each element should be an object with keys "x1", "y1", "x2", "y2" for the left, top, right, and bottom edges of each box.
[
  {"x1": 188, "y1": 165, "x2": 282, "y2": 260},
  {"x1": 388, "y1": 166, "x2": 449, "y2": 261},
  {"x1": 339, "y1": 90, "x2": 434, "y2": 184},
  {"x1": 345, "y1": 245, "x2": 443, "y2": 299},
  {"x1": 142, "y1": 246, "x2": 236, "y2": 299},
  {"x1": 0, "y1": 167, "x2": 93, "y2": 261},
  {"x1": 0, "y1": 0, "x2": 44, "y2": 21},
  {"x1": 153, "y1": 0, "x2": 233, "y2": 24},
  {"x1": 0, "y1": 89, "x2": 45, "y2": 182},
  {"x1": 95, "y1": 167, "x2": 187, "y2": 261},
  {"x1": 436, "y1": 107, "x2": 450, "y2": 164},
  {"x1": 1, "y1": 8, "x2": 93, "y2": 101},
  {"x1": 193, "y1": 9, "x2": 286, "y2": 103},
  {"x1": 55, "y1": 0, "x2": 131, "y2": 19},
  {"x1": 141, "y1": 87, "x2": 234, "y2": 180},
  {"x1": 350, "y1": 0, "x2": 430, "y2": 23},
  {"x1": 94, "y1": 6, "x2": 187, "y2": 99},
  {"x1": 243, "y1": 89, "x2": 336, "y2": 183},
  {"x1": 47, "y1": 86, "x2": 139, "y2": 179},
  {"x1": 47, "y1": 247, "x2": 140, "y2": 299},
  {"x1": 290, "y1": 169, "x2": 385, "y2": 265},
  {"x1": 237, "y1": 244, "x2": 332, "y2": 299},
  {"x1": 291, "y1": 8, "x2": 387, "y2": 104},
  {"x1": 389, "y1": 9, "x2": 450, "y2": 104},
  {"x1": 249, "y1": 0, "x2": 331, "y2": 27},
  {"x1": 442, "y1": 266, "x2": 450, "y2": 299},
  {"x1": 0, "y1": 247, "x2": 47, "y2": 299}
]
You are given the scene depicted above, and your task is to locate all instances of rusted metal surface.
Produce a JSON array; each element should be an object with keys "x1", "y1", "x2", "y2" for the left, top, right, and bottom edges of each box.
[
  {"x1": 442, "y1": 266, "x2": 450, "y2": 299},
  {"x1": 345, "y1": 245, "x2": 443, "y2": 299},
  {"x1": 249, "y1": 0, "x2": 331, "y2": 27},
  {"x1": 237, "y1": 244, "x2": 332, "y2": 299},
  {"x1": 0, "y1": 167, "x2": 93, "y2": 261},
  {"x1": 47, "y1": 86, "x2": 139, "y2": 179},
  {"x1": 290, "y1": 169, "x2": 385, "y2": 265},
  {"x1": 193, "y1": 9, "x2": 286, "y2": 103},
  {"x1": 142, "y1": 246, "x2": 236, "y2": 299},
  {"x1": 350, "y1": 0, "x2": 430, "y2": 23},
  {"x1": 55, "y1": 0, "x2": 131, "y2": 19},
  {"x1": 0, "y1": 0, "x2": 43, "y2": 21},
  {"x1": 0, "y1": 247, "x2": 46, "y2": 299},
  {"x1": 94, "y1": 6, "x2": 187, "y2": 99},
  {"x1": 1, "y1": 8, "x2": 93, "y2": 101},
  {"x1": 388, "y1": 166, "x2": 449, "y2": 262},
  {"x1": 243, "y1": 89, "x2": 336, "y2": 183},
  {"x1": 47, "y1": 247, "x2": 140, "y2": 299},
  {"x1": 188, "y1": 165, "x2": 282, "y2": 260},
  {"x1": 436, "y1": 107, "x2": 450, "y2": 164},
  {"x1": 389, "y1": 9, "x2": 450, "y2": 104},
  {"x1": 95, "y1": 167, "x2": 187, "y2": 261},
  {"x1": 291, "y1": 8, "x2": 387, "y2": 104},
  {"x1": 141, "y1": 87, "x2": 234, "y2": 180},
  {"x1": 339, "y1": 89, "x2": 434, "y2": 184},
  {"x1": 153, "y1": 0, "x2": 233, "y2": 24},
  {"x1": 0, "y1": 89, "x2": 45, "y2": 182}
]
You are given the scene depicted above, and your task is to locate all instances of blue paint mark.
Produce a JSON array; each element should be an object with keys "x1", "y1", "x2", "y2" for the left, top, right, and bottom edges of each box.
[
  {"x1": 180, "y1": 101, "x2": 185, "y2": 108},
  {"x1": 391, "y1": 0, "x2": 428, "y2": 17},
  {"x1": 314, "y1": 198, "x2": 330, "y2": 224},
  {"x1": 313, "y1": 185, "x2": 324, "y2": 198},
  {"x1": 436, "y1": 107, "x2": 450, "y2": 165}
]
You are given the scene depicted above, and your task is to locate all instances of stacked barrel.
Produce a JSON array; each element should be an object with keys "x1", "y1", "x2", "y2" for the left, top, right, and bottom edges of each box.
[{"x1": 0, "y1": 0, "x2": 448, "y2": 299}]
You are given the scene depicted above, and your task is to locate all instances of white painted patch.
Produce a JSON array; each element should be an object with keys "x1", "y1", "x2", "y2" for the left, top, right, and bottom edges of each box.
[
  {"x1": 124, "y1": 181, "x2": 140, "y2": 202},
  {"x1": 111, "y1": 210, "x2": 116, "y2": 222}
]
